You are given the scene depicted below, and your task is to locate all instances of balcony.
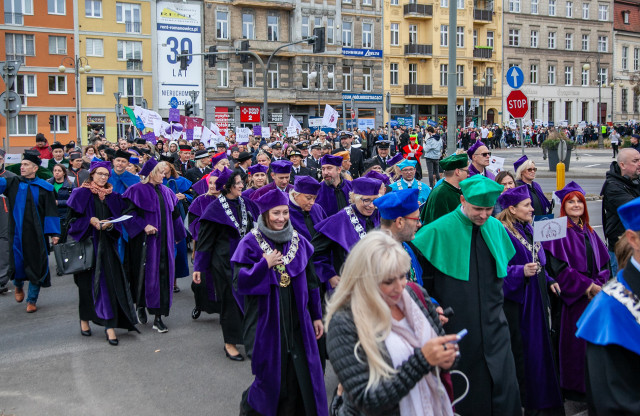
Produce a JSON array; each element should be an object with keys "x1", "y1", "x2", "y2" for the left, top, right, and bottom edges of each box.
[
  {"x1": 473, "y1": 9, "x2": 493, "y2": 22},
  {"x1": 473, "y1": 85, "x2": 492, "y2": 95},
  {"x1": 233, "y1": 0, "x2": 295, "y2": 10},
  {"x1": 404, "y1": 44, "x2": 433, "y2": 56},
  {"x1": 403, "y1": 3, "x2": 433, "y2": 18},
  {"x1": 5, "y1": 54, "x2": 26, "y2": 64},
  {"x1": 125, "y1": 21, "x2": 142, "y2": 33},
  {"x1": 127, "y1": 59, "x2": 143, "y2": 71},
  {"x1": 404, "y1": 84, "x2": 433, "y2": 96},
  {"x1": 4, "y1": 12, "x2": 23, "y2": 25},
  {"x1": 473, "y1": 47, "x2": 493, "y2": 59}
]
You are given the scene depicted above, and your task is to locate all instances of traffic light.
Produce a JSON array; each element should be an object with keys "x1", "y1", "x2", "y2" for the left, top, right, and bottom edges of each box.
[
  {"x1": 184, "y1": 102, "x2": 193, "y2": 117},
  {"x1": 208, "y1": 45, "x2": 217, "y2": 68},
  {"x1": 179, "y1": 50, "x2": 189, "y2": 71},
  {"x1": 312, "y1": 27, "x2": 325, "y2": 53},
  {"x1": 239, "y1": 40, "x2": 249, "y2": 63},
  {"x1": 49, "y1": 115, "x2": 55, "y2": 127}
]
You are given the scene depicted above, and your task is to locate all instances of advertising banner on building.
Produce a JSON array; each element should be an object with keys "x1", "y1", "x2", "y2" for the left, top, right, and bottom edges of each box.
[
  {"x1": 156, "y1": 2, "x2": 202, "y2": 110},
  {"x1": 240, "y1": 106, "x2": 261, "y2": 123}
]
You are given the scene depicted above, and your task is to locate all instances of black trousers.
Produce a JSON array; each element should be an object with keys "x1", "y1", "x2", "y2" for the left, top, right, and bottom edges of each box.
[
  {"x1": 74, "y1": 274, "x2": 97, "y2": 323},
  {"x1": 215, "y1": 271, "x2": 243, "y2": 345}
]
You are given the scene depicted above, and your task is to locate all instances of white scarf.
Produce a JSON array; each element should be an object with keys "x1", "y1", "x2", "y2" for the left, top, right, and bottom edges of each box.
[{"x1": 384, "y1": 290, "x2": 453, "y2": 416}]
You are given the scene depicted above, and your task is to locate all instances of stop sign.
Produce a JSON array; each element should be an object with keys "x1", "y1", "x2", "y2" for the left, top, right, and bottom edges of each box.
[{"x1": 506, "y1": 90, "x2": 529, "y2": 119}]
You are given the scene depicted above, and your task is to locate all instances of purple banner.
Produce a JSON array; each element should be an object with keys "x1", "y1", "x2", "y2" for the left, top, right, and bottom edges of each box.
[
  {"x1": 253, "y1": 125, "x2": 261, "y2": 136},
  {"x1": 169, "y1": 108, "x2": 180, "y2": 123},
  {"x1": 186, "y1": 129, "x2": 194, "y2": 142},
  {"x1": 141, "y1": 131, "x2": 157, "y2": 144}
]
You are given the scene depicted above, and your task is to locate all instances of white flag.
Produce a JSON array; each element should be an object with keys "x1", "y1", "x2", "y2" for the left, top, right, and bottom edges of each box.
[
  {"x1": 533, "y1": 216, "x2": 567, "y2": 242},
  {"x1": 288, "y1": 115, "x2": 302, "y2": 132},
  {"x1": 321, "y1": 104, "x2": 339, "y2": 129}
]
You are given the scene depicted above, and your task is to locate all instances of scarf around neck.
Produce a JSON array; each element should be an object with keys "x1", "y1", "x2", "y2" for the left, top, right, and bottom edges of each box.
[
  {"x1": 82, "y1": 181, "x2": 113, "y2": 201},
  {"x1": 257, "y1": 214, "x2": 293, "y2": 243}
]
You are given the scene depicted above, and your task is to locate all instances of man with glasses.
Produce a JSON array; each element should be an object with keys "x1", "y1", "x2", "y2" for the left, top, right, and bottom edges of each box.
[
  {"x1": 420, "y1": 153, "x2": 469, "y2": 225},
  {"x1": 467, "y1": 141, "x2": 495, "y2": 180},
  {"x1": 389, "y1": 159, "x2": 430, "y2": 205}
]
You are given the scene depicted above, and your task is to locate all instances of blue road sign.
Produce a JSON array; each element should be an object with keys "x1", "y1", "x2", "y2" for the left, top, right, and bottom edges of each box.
[
  {"x1": 169, "y1": 97, "x2": 179, "y2": 109},
  {"x1": 506, "y1": 66, "x2": 524, "y2": 89}
]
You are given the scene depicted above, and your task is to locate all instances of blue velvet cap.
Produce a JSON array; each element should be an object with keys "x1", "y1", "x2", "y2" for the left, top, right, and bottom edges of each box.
[
  {"x1": 248, "y1": 164, "x2": 269, "y2": 175},
  {"x1": 271, "y1": 159, "x2": 293, "y2": 174},
  {"x1": 618, "y1": 196, "x2": 640, "y2": 231},
  {"x1": 397, "y1": 159, "x2": 417, "y2": 170},
  {"x1": 255, "y1": 188, "x2": 290, "y2": 214},
  {"x1": 352, "y1": 177, "x2": 383, "y2": 196},
  {"x1": 374, "y1": 188, "x2": 420, "y2": 219},
  {"x1": 320, "y1": 154, "x2": 343, "y2": 167},
  {"x1": 498, "y1": 185, "x2": 530, "y2": 210},
  {"x1": 294, "y1": 175, "x2": 321, "y2": 195},
  {"x1": 554, "y1": 181, "x2": 586, "y2": 204},
  {"x1": 139, "y1": 158, "x2": 158, "y2": 177}
]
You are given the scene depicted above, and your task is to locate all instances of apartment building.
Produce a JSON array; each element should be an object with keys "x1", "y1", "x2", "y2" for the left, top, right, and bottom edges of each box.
[{"x1": 612, "y1": 0, "x2": 640, "y2": 123}]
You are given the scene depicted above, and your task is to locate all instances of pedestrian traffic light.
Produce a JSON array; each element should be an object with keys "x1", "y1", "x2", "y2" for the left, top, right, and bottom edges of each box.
[
  {"x1": 312, "y1": 27, "x2": 325, "y2": 54},
  {"x1": 49, "y1": 115, "x2": 55, "y2": 127},
  {"x1": 184, "y1": 102, "x2": 193, "y2": 117},
  {"x1": 239, "y1": 41, "x2": 249, "y2": 63},
  {"x1": 179, "y1": 50, "x2": 189, "y2": 71},
  {"x1": 208, "y1": 45, "x2": 217, "y2": 68}
]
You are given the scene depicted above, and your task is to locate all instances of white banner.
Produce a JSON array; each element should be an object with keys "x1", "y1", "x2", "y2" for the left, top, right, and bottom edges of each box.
[
  {"x1": 192, "y1": 126, "x2": 202, "y2": 142},
  {"x1": 261, "y1": 126, "x2": 271, "y2": 138},
  {"x1": 533, "y1": 216, "x2": 568, "y2": 242},
  {"x1": 308, "y1": 118, "x2": 323, "y2": 127},
  {"x1": 288, "y1": 115, "x2": 302, "y2": 132},
  {"x1": 286, "y1": 126, "x2": 298, "y2": 137},
  {"x1": 236, "y1": 127, "x2": 251, "y2": 144}
]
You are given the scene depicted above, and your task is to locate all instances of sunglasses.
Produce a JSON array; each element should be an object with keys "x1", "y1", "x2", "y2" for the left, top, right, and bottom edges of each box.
[
  {"x1": 480, "y1": 152, "x2": 492, "y2": 157},
  {"x1": 526, "y1": 167, "x2": 538, "y2": 172}
]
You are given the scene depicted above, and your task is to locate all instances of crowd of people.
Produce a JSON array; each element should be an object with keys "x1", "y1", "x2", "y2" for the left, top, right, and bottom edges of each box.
[{"x1": 0, "y1": 125, "x2": 639, "y2": 416}]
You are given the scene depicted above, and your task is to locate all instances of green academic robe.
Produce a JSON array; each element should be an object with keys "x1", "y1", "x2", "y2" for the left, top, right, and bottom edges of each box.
[{"x1": 419, "y1": 180, "x2": 463, "y2": 225}]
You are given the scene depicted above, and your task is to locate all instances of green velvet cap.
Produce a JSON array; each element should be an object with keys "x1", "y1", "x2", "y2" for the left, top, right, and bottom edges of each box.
[
  {"x1": 460, "y1": 174, "x2": 504, "y2": 207},
  {"x1": 439, "y1": 153, "x2": 468, "y2": 171}
]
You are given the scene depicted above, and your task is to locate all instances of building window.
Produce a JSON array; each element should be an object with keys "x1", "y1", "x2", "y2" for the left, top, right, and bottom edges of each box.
[
  {"x1": 343, "y1": 22, "x2": 352, "y2": 47},
  {"x1": 216, "y1": 11, "x2": 229, "y2": 39},
  {"x1": 622, "y1": 46, "x2": 629, "y2": 70},
  {"x1": 48, "y1": 36, "x2": 66, "y2": 55},
  {"x1": 117, "y1": 40, "x2": 142, "y2": 60},
  {"x1": 565, "y1": 101, "x2": 572, "y2": 124},
  {"x1": 390, "y1": 63, "x2": 399, "y2": 85},
  {"x1": 302, "y1": 63, "x2": 310, "y2": 89},
  {"x1": 85, "y1": 38, "x2": 103, "y2": 56},
  {"x1": 48, "y1": 75, "x2": 66, "y2": 93},
  {"x1": 362, "y1": 23, "x2": 373, "y2": 48},
  {"x1": 598, "y1": 36, "x2": 607, "y2": 52},
  {"x1": 327, "y1": 64, "x2": 335, "y2": 90},
  {"x1": 582, "y1": 34, "x2": 589, "y2": 51},
  {"x1": 456, "y1": 65, "x2": 464, "y2": 86},
  {"x1": 531, "y1": 0, "x2": 538, "y2": 13},
  {"x1": 548, "y1": 65, "x2": 556, "y2": 85},
  {"x1": 343, "y1": 66, "x2": 352, "y2": 91},
  {"x1": 440, "y1": 25, "x2": 449, "y2": 47},
  {"x1": 486, "y1": 67, "x2": 494, "y2": 84},
  {"x1": 267, "y1": 15, "x2": 279, "y2": 41},
  {"x1": 623, "y1": 11, "x2": 630, "y2": 24},
  {"x1": 11, "y1": 74, "x2": 36, "y2": 99},
  {"x1": 473, "y1": 30, "x2": 478, "y2": 47},
  {"x1": 487, "y1": 31, "x2": 494, "y2": 48},
  {"x1": 508, "y1": 29, "x2": 520, "y2": 47},
  {"x1": 441, "y1": 0, "x2": 448, "y2": 7},
  {"x1": 116, "y1": 3, "x2": 141, "y2": 33},
  {"x1": 390, "y1": 0, "x2": 398, "y2": 5},
  {"x1": 634, "y1": 91, "x2": 639, "y2": 114},
  {"x1": 530, "y1": 64, "x2": 538, "y2": 84},
  {"x1": 582, "y1": 3, "x2": 589, "y2": 19},
  {"x1": 548, "y1": 32, "x2": 556, "y2": 49},
  {"x1": 118, "y1": 77, "x2": 143, "y2": 106},
  {"x1": 86, "y1": 76, "x2": 104, "y2": 94},
  {"x1": 566, "y1": 1, "x2": 573, "y2": 17},
  {"x1": 622, "y1": 89, "x2": 628, "y2": 113},
  {"x1": 301, "y1": 17, "x2": 309, "y2": 38},
  {"x1": 530, "y1": 30, "x2": 538, "y2": 48},
  {"x1": 582, "y1": 68, "x2": 589, "y2": 86},
  {"x1": 363, "y1": 0, "x2": 372, "y2": 5},
  {"x1": 508, "y1": 0, "x2": 520, "y2": 13},
  {"x1": 634, "y1": 48, "x2": 639, "y2": 71},
  {"x1": 390, "y1": 23, "x2": 399, "y2": 46},
  {"x1": 409, "y1": 25, "x2": 417, "y2": 45},
  {"x1": 598, "y1": 67, "x2": 608, "y2": 85},
  {"x1": 268, "y1": 63, "x2": 279, "y2": 88},
  {"x1": 48, "y1": 0, "x2": 64, "y2": 14},
  {"x1": 409, "y1": 63, "x2": 417, "y2": 84},
  {"x1": 565, "y1": 33, "x2": 573, "y2": 50},
  {"x1": 9, "y1": 114, "x2": 37, "y2": 136},
  {"x1": 51, "y1": 115, "x2": 68, "y2": 133},
  {"x1": 565, "y1": 66, "x2": 573, "y2": 86},
  {"x1": 243, "y1": 13, "x2": 255, "y2": 39},
  {"x1": 85, "y1": 0, "x2": 101, "y2": 17},
  {"x1": 457, "y1": 0, "x2": 464, "y2": 8},
  {"x1": 363, "y1": 67, "x2": 372, "y2": 91},
  {"x1": 598, "y1": 4, "x2": 608, "y2": 21},
  {"x1": 5, "y1": 33, "x2": 35, "y2": 63},
  {"x1": 456, "y1": 26, "x2": 464, "y2": 48},
  {"x1": 327, "y1": 18, "x2": 334, "y2": 44},
  {"x1": 217, "y1": 61, "x2": 228, "y2": 87},
  {"x1": 549, "y1": 0, "x2": 556, "y2": 16},
  {"x1": 243, "y1": 62, "x2": 254, "y2": 87},
  {"x1": 531, "y1": 100, "x2": 538, "y2": 120},
  {"x1": 5, "y1": 0, "x2": 33, "y2": 25},
  {"x1": 440, "y1": 64, "x2": 448, "y2": 86}
]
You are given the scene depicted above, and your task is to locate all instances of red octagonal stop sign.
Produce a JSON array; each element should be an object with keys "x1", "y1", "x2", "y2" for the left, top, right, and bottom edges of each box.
[{"x1": 506, "y1": 90, "x2": 529, "y2": 119}]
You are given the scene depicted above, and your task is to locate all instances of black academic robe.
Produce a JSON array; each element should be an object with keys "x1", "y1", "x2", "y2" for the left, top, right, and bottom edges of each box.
[{"x1": 422, "y1": 225, "x2": 521, "y2": 416}]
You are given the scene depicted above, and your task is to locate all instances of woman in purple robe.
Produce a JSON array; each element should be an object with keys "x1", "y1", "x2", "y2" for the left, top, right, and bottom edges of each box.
[
  {"x1": 514, "y1": 155, "x2": 552, "y2": 216},
  {"x1": 496, "y1": 185, "x2": 564, "y2": 413},
  {"x1": 67, "y1": 161, "x2": 138, "y2": 345},
  {"x1": 192, "y1": 168, "x2": 259, "y2": 361},
  {"x1": 242, "y1": 164, "x2": 269, "y2": 200},
  {"x1": 543, "y1": 181, "x2": 610, "y2": 401},
  {"x1": 232, "y1": 189, "x2": 327, "y2": 416},
  {"x1": 288, "y1": 175, "x2": 327, "y2": 242},
  {"x1": 122, "y1": 160, "x2": 186, "y2": 333}
]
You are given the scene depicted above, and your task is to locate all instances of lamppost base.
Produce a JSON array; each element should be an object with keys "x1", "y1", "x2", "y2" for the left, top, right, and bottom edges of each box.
[{"x1": 598, "y1": 133, "x2": 604, "y2": 149}]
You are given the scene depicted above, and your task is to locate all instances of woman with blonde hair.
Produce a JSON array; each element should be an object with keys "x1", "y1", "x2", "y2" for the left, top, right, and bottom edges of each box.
[
  {"x1": 326, "y1": 230, "x2": 458, "y2": 416},
  {"x1": 513, "y1": 155, "x2": 552, "y2": 216}
]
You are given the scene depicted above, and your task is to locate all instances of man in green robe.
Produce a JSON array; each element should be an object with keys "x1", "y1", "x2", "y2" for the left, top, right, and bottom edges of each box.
[
  {"x1": 412, "y1": 174, "x2": 521, "y2": 415},
  {"x1": 419, "y1": 153, "x2": 469, "y2": 224}
]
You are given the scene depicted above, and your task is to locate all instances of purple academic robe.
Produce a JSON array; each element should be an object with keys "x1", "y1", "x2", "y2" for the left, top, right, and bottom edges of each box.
[
  {"x1": 518, "y1": 180, "x2": 552, "y2": 215},
  {"x1": 249, "y1": 181, "x2": 293, "y2": 201},
  {"x1": 503, "y1": 222, "x2": 562, "y2": 410},
  {"x1": 468, "y1": 163, "x2": 496, "y2": 180},
  {"x1": 288, "y1": 201, "x2": 327, "y2": 242},
  {"x1": 242, "y1": 187, "x2": 258, "y2": 199},
  {"x1": 314, "y1": 179, "x2": 353, "y2": 217},
  {"x1": 123, "y1": 182, "x2": 186, "y2": 311},
  {"x1": 191, "y1": 176, "x2": 209, "y2": 196},
  {"x1": 543, "y1": 219, "x2": 610, "y2": 394},
  {"x1": 187, "y1": 193, "x2": 217, "y2": 241},
  {"x1": 231, "y1": 232, "x2": 327, "y2": 416}
]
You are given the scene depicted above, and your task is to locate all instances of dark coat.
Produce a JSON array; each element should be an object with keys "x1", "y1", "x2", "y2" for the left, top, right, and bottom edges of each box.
[
  {"x1": 175, "y1": 160, "x2": 195, "y2": 176},
  {"x1": 335, "y1": 147, "x2": 364, "y2": 178},
  {"x1": 289, "y1": 165, "x2": 313, "y2": 184},
  {"x1": 601, "y1": 161, "x2": 640, "y2": 248},
  {"x1": 184, "y1": 166, "x2": 211, "y2": 184},
  {"x1": 47, "y1": 177, "x2": 75, "y2": 220}
]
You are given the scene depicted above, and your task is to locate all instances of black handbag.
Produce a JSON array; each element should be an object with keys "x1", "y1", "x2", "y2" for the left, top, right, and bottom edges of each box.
[{"x1": 53, "y1": 220, "x2": 95, "y2": 276}]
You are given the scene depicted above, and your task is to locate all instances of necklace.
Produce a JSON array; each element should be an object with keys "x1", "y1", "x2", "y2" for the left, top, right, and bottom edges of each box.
[
  {"x1": 251, "y1": 228, "x2": 300, "y2": 287},
  {"x1": 218, "y1": 195, "x2": 248, "y2": 237},
  {"x1": 345, "y1": 205, "x2": 367, "y2": 239},
  {"x1": 396, "y1": 178, "x2": 422, "y2": 191},
  {"x1": 509, "y1": 227, "x2": 542, "y2": 271}
]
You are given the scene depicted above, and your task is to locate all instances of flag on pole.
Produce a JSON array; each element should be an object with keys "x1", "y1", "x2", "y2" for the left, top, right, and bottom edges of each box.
[
  {"x1": 288, "y1": 115, "x2": 302, "y2": 132},
  {"x1": 321, "y1": 104, "x2": 339, "y2": 128}
]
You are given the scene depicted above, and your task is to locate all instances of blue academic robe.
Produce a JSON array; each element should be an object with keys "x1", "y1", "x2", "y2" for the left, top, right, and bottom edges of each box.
[
  {"x1": 389, "y1": 178, "x2": 431, "y2": 205},
  {"x1": 108, "y1": 170, "x2": 140, "y2": 194}
]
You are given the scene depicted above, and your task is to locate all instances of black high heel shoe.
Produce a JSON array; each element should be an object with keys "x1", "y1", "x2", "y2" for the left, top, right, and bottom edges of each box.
[
  {"x1": 104, "y1": 328, "x2": 118, "y2": 346},
  {"x1": 80, "y1": 321, "x2": 92, "y2": 337},
  {"x1": 224, "y1": 345, "x2": 244, "y2": 361}
]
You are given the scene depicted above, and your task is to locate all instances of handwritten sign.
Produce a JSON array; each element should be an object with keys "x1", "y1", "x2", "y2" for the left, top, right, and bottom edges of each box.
[
  {"x1": 286, "y1": 126, "x2": 298, "y2": 137},
  {"x1": 261, "y1": 126, "x2": 271, "y2": 138},
  {"x1": 533, "y1": 216, "x2": 567, "y2": 242},
  {"x1": 236, "y1": 127, "x2": 251, "y2": 144}
]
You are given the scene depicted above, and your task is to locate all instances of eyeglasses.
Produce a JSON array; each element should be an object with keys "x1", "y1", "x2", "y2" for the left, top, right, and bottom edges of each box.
[
  {"x1": 361, "y1": 197, "x2": 378, "y2": 206},
  {"x1": 480, "y1": 152, "x2": 492, "y2": 157},
  {"x1": 526, "y1": 167, "x2": 538, "y2": 172},
  {"x1": 403, "y1": 216, "x2": 421, "y2": 221},
  {"x1": 459, "y1": 168, "x2": 469, "y2": 173}
]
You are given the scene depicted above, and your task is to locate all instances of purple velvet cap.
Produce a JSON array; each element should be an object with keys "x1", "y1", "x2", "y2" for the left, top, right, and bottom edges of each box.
[
  {"x1": 248, "y1": 164, "x2": 269, "y2": 175},
  {"x1": 364, "y1": 170, "x2": 391, "y2": 186},
  {"x1": 139, "y1": 158, "x2": 158, "y2": 177},
  {"x1": 211, "y1": 151, "x2": 228, "y2": 167},
  {"x1": 554, "y1": 181, "x2": 585, "y2": 204},
  {"x1": 498, "y1": 185, "x2": 531, "y2": 210},
  {"x1": 271, "y1": 159, "x2": 293, "y2": 174},
  {"x1": 513, "y1": 155, "x2": 529, "y2": 172},
  {"x1": 89, "y1": 160, "x2": 112, "y2": 174},
  {"x1": 467, "y1": 141, "x2": 486, "y2": 158},
  {"x1": 320, "y1": 154, "x2": 343, "y2": 167},
  {"x1": 387, "y1": 153, "x2": 404, "y2": 167},
  {"x1": 255, "y1": 188, "x2": 290, "y2": 214},
  {"x1": 293, "y1": 175, "x2": 321, "y2": 195},
  {"x1": 215, "y1": 167, "x2": 233, "y2": 191},
  {"x1": 352, "y1": 177, "x2": 383, "y2": 196}
]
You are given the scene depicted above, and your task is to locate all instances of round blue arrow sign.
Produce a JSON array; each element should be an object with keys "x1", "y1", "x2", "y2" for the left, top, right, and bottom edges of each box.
[
  {"x1": 169, "y1": 97, "x2": 179, "y2": 109},
  {"x1": 506, "y1": 66, "x2": 524, "y2": 89}
]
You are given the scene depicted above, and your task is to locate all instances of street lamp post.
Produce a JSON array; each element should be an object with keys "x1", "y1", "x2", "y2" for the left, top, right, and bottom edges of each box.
[
  {"x1": 582, "y1": 54, "x2": 608, "y2": 149},
  {"x1": 473, "y1": 73, "x2": 498, "y2": 125},
  {"x1": 59, "y1": 56, "x2": 91, "y2": 145}
]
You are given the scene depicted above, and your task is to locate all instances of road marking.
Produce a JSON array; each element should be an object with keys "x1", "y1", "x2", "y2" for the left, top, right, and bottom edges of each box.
[
  {"x1": 582, "y1": 154, "x2": 593, "y2": 156},
  {"x1": 592, "y1": 225, "x2": 602, "y2": 228},
  {"x1": 584, "y1": 164, "x2": 600, "y2": 168}
]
